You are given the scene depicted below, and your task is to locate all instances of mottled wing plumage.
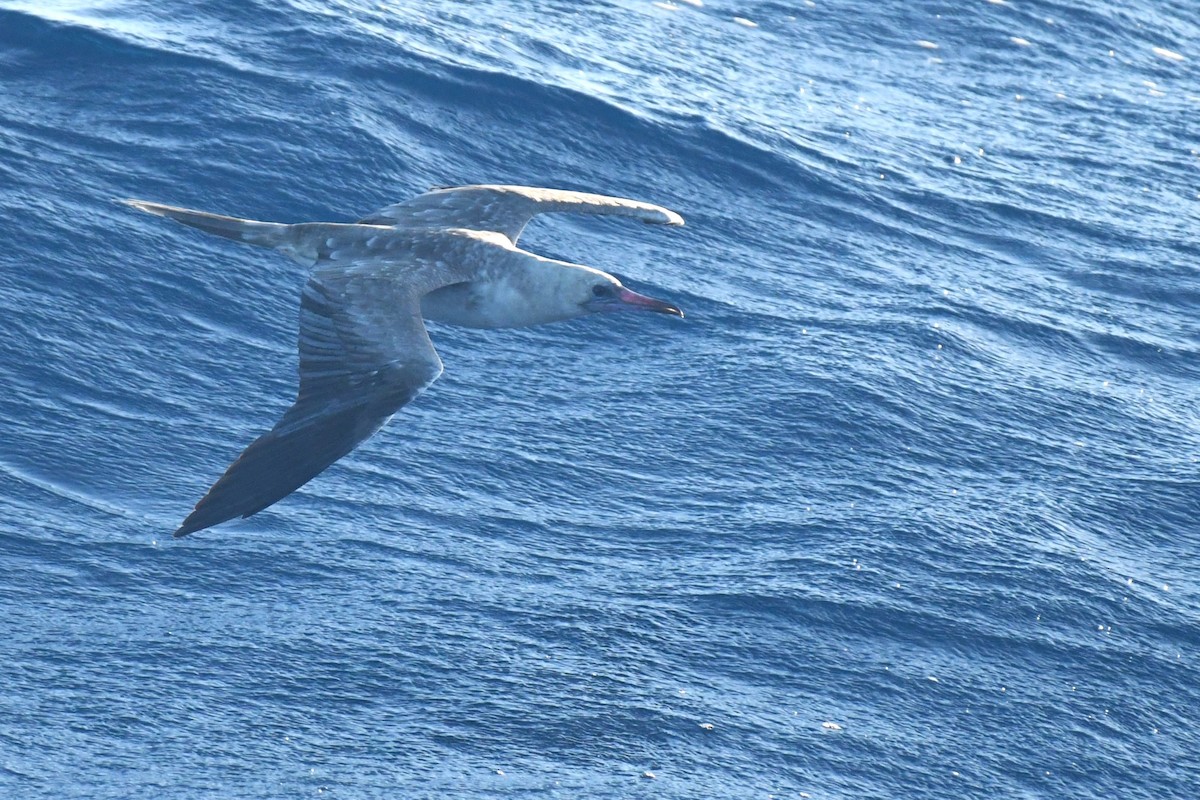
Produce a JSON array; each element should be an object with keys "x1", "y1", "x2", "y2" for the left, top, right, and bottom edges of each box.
[
  {"x1": 358, "y1": 184, "x2": 684, "y2": 242},
  {"x1": 173, "y1": 270, "x2": 442, "y2": 537}
]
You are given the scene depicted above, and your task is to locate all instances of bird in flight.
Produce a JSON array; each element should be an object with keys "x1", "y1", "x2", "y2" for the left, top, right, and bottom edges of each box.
[{"x1": 124, "y1": 185, "x2": 684, "y2": 537}]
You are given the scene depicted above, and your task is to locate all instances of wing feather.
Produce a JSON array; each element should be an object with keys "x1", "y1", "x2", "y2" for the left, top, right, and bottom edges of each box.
[
  {"x1": 358, "y1": 184, "x2": 684, "y2": 242},
  {"x1": 174, "y1": 270, "x2": 441, "y2": 537}
]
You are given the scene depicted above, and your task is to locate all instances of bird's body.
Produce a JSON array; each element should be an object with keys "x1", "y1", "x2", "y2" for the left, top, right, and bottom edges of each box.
[{"x1": 124, "y1": 185, "x2": 684, "y2": 537}]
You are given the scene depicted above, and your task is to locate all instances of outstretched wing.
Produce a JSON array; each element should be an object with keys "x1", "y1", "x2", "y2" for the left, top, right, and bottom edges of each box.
[
  {"x1": 357, "y1": 184, "x2": 684, "y2": 243},
  {"x1": 174, "y1": 269, "x2": 442, "y2": 537}
]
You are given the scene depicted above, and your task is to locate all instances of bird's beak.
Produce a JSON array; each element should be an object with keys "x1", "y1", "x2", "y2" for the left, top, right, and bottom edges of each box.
[{"x1": 608, "y1": 287, "x2": 684, "y2": 318}]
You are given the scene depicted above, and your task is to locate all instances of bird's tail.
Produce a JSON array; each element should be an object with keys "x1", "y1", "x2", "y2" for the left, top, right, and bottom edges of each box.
[{"x1": 122, "y1": 199, "x2": 288, "y2": 249}]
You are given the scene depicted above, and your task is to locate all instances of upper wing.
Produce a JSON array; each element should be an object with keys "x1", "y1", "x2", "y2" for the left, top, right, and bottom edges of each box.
[
  {"x1": 357, "y1": 184, "x2": 684, "y2": 242},
  {"x1": 174, "y1": 269, "x2": 442, "y2": 537}
]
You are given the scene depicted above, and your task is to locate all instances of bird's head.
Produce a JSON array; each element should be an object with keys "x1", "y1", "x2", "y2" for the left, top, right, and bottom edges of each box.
[{"x1": 575, "y1": 271, "x2": 683, "y2": 319}]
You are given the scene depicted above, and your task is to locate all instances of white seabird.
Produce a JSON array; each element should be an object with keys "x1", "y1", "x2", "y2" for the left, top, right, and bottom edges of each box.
[{"x1": 124, "y1": 184, "x2": 685, "y2": 537}]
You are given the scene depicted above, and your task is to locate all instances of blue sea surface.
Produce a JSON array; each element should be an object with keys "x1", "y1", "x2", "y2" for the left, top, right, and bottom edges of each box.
[{"x1": 1, "y1": 0, "x2": 1198, "y2": 797}]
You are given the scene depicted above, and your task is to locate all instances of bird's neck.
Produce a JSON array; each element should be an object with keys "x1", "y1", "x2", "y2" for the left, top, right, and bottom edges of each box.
[{"x1": 421, "y1": 258, "x2": 593, "y2": 329}]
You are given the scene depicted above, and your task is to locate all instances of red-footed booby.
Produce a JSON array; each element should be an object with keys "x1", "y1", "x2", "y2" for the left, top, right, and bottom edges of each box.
[{"x1": 123, "y1": 185, "x2": 684, "y2": 537}]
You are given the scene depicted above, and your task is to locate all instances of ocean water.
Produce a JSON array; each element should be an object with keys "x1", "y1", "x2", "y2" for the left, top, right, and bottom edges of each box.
[{"x1": 1, "y1": 0, "x2": 1197, "y2": 797}]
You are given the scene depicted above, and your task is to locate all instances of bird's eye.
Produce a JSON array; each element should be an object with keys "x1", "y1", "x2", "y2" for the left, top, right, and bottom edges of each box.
[{"x1": 592, "y1": 284, "x2": 613, "y2": 298}]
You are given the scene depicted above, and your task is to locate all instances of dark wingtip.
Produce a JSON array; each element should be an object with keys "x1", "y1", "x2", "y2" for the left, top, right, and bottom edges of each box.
[{"x1": 173, "y1": 504, "x2": 221, "y2": 538}]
